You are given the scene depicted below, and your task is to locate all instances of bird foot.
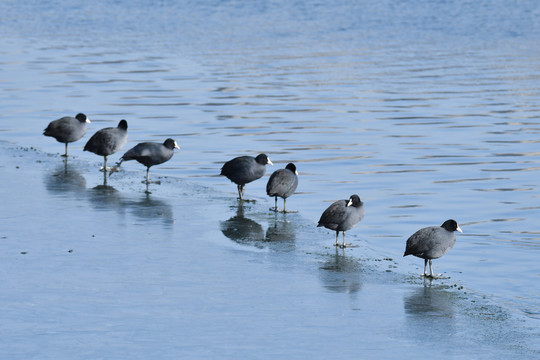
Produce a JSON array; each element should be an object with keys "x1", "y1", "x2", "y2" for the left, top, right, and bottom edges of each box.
[
  {"x1": 100, "y1": 166, "x2": 114, "y2": 173},
  {"x1": 239, "y1": 198, "x2": 256, "y2": 203},
  {"x1": 422, "y1": 273, "x2": 448, "y2": 279},
  {"x1": 269, "y1": 207, "x2": 298, "y2": 213},
  {"x1": 334, "y1": 243, "x2": 357, "y2": 248},
  {"x1": 142, "y1": 180, "x2": 161, "y2": 185},
  {"x1": 108, "y1": 166, "x2": 121, "y2": 175}
]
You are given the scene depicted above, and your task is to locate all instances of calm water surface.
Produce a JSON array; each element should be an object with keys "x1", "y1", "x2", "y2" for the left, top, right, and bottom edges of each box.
[{"x1": 0, "y1": 0, "x2": 539, "y2": 358}]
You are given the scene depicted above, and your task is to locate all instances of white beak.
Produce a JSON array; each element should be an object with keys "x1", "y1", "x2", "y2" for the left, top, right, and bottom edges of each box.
[
  {"x1": 174, "y1": 141, "x2": 180, "y2": 150},
  {"x1": 347, "y1": 199, "x2": 353, "y2": 207},
  {"x1": 267, "y1": 158, "x2": 273, "y2": 166},
  {"x1": 86, "y1": 118, "x2": 91, "y2": 124},
  {"x1": 456, "y1": 226, "x2": 463, "y2": 233}
]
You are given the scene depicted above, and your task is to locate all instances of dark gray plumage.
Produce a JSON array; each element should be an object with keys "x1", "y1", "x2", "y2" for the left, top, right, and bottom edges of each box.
[
  {"x1": 220, "y1": 153, "x2": 273, "y2": 200},
  {"x1": 113, "y1": 138, "x2": 180, "y2": 184},
  {"x1": 84, "y1": 120, "x2": 128, "y2": 172},
  {"x1": 266, "y1": 162, "x2": 298, "y2": 212},
  {"x1": 404, "y1": 219, "x2": 463, "y2": 278},
  {"x1": 43, "y1": 113, "x2": 90, "y2": 156},
  {"x1": 317, "y1": 194, "x2": 365, "y2": 247}
]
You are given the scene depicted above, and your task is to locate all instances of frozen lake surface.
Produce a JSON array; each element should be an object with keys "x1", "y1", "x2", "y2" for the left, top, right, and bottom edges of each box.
[
  {"x1": 1, "y1": 143, "x2": 537, "y2": 359},
  {"x1": 0, "y1": 0, "x2": 539, "y2": 358}
]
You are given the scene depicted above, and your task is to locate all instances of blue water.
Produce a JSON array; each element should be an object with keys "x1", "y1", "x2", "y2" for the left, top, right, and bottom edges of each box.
[{"x1": 0, "y1": 0, "x2": 539, "y2": 358}]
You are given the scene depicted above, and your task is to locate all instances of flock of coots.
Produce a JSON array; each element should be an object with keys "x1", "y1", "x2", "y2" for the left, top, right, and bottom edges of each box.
[{"x1": 44, "y1": 113, "x2": 462, "y2": 279}]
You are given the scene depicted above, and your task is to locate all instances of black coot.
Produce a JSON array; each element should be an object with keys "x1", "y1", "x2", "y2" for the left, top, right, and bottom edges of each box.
[
  {"x1": 266, "y1": 162, "x2": 298, "y2": 212},
  {"x1": 220, "y1": 153, "x2": 273, "y2": 200},
  {"x1": 317, "y1": 194, "x2": 365, "y2": 248},
  {"x1": 112, "y1": 138, "x2": 180, "y2": 184},
  {"x1": 84, "y1": 120, "x2": 128, "y2": 172},
  {"x1": 404, "y1": 219, "x2": 462, "y2": 278},
  {"x1": 43, "y1": 113, "x2": 90, "y2": 157}
]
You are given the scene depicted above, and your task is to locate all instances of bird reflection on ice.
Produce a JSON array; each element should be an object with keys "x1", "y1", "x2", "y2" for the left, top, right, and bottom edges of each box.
[
  {"x1": 220, "y1": 202, "x2": 265, "y2": 247},
  {"x1": 318, "y1": 247, "x2": 362, "y2": 295},
  {"x1": 44, "y1": 161, "x2": 87, "y2": 196},
  {"x1": 220, "y1": 203, "x2": 297, "y2": 251}
]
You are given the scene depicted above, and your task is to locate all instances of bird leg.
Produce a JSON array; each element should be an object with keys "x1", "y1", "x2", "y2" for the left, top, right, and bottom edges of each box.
[
  {"x1": 429, "y1": 259, "x2": 443, "y2": 279},
  {"x1": 422, "y1": 259, "x2": 443, "y2": 279},
  {"x1": 281, "y1": 198, "x2": 298, "y2": 213},
  {"x1": 142, "y1": 167, "x2": 151, "y2": 184},
  {"x1": 271, "y1": 198, "x2": 297, "y2": 213},
  {"x1": 142, "y1": 168, "x2": 160, "y2": 184},
  {"x1": 62, "y1": 143, "x2": 68, "y2": 157},
  {"x1": 237, "y1": 184, "x2": 243, "y2": 200},
  {"x1": 342, "y1": 231, "x2": 349, "y2": 248},
  {"x1": 334, "y1": 231, "x2": 354, "y2": 248},
  {"x1": 422, "y1": 259, "x2": 429, "y2": 277},
  {"x1": 100, "y1": 156, "x2": 114, "y2": 173},
  {"x1": 145, "y1": 180, "x2": 151, "y2": 194},
  {"x1": 237, "y1": 184, "x2": 253, "y2": 201},
  {"x1": 269, "y1": 196, "x2": 278, "y2": 212},
  {"x1": 237, "y1": 185, "x2": 256, "y2": 202},
  {"x1": 102, "y1": 167, "x2": 108, "y2": 186}
]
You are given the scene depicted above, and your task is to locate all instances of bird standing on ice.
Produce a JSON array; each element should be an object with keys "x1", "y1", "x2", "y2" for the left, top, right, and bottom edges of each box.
[{"x1": 403, "y1": 219, "x2": 462, "y2": 279}]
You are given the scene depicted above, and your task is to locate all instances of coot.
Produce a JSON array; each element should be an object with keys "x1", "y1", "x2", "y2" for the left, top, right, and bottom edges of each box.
[
  {"x1": 112, "y1": 138, "x2": 180, "y2": 184},
  {"x1": 266, "y1": 162, "x2": 298, "y2": 212},
  {"x1": 317, "y1": 194, "x2": 365, "y2": 247},
  {"x1": 220, "y1": 153, "x2": 273, "y2": 200},
  {"x1": 84, "y1": 119, "x2": 128, "y2": 172},
  {"x1": 43, "y1": 113, "x2": 90, "y2": 156},
  {"x1": 403, "y1": 219, "x2": 462, "y2": 278}
]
